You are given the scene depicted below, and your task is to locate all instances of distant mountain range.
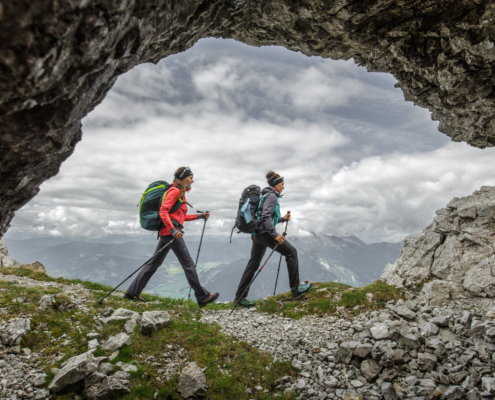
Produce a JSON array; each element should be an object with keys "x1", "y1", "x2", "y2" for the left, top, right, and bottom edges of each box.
[{"x1": 5, "y1": 233, "x2": 402, "y2": 301}]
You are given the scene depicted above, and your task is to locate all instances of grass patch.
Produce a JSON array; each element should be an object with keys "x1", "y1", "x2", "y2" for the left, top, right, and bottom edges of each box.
[
  {"x1": 1, "y1": 268, "x2": 297, "y2": 399},
  {"x1": 133, "y1": 383, "x2": 154, "y2": 398},
  {"x1": 257, "y1": 280, "x2": 402, "y2": 318},
  {"x1": 110, "y1": 344, "x2": 133, "y2": 364}
]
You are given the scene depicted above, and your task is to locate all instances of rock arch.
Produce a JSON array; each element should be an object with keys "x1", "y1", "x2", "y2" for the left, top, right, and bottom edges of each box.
[{"x1": 1, "y1": 0, "x2": 495, "y2": 236}]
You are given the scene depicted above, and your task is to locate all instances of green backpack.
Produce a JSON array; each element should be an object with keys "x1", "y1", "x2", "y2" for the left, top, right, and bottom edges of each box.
[{"x1": 139, "y1": 181, "x2": 183, "y2": 231}]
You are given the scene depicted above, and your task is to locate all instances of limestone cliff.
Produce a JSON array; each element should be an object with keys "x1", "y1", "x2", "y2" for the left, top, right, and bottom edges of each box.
[
  {"x1": 382, "y1": 185, "x2": 495, "y2": 306},
  {"x1": 1, "y1": 0, "x2": 495, "y2": 237}
]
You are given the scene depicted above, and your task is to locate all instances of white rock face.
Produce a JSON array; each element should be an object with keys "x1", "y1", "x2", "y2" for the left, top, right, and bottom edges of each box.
[
  {"x1": 100, "y1": 308, "x2": 140, "y2": 324},
  {"x1": 382, "y1": 186, "x2": 495, "y2": 301},
  {"x1": 464, "y1": 255, "x2": 495, "y2": 297},
  {"x1": 102, "y1": 333, "x2": 131, "y2": 352}
]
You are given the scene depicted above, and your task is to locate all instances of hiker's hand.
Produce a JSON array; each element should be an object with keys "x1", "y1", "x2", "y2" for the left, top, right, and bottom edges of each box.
[
  {"x1": 204, "y1": 212, "x2": 210, "y2": 220},
  {"x1": 275, "y1": 235, "x2": 285, "y2": 245},
  {"x1": 284, "y1": 213, "x2": 291, "y2": 221},
  {"x1": 175, "y1": 231, "x2": 184, "y2": 239}
]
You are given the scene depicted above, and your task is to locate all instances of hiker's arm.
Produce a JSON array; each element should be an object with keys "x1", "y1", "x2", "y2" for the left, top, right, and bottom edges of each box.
[
  {"x1": 184, "y1": 213, "x2": 198, "y2": 222},
  {"x1": 259, "y1": 194, "x2": 278, "y2": 239},
  {"x1": 160, "y1": 188, "x2": 180, "y2": 232},
  {"x1": 278, "y1": 213, "x2": 290, "y2": 223}
]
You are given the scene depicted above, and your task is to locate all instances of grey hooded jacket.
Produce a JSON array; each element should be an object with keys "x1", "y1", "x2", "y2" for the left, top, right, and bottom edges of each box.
[{"x1": 256, "y1": 186, "x2": 285, "y2": 239}]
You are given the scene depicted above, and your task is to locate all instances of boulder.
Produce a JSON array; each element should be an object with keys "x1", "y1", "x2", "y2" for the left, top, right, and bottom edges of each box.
[
  {"x1": 49, "y1": 352, "x2": 103, "y2": 392},
  {"x1": 140, "y1": 311, "x2": 171, "y2": 335},
  {"x1": 178, "y1": 362, "x2": 208, "y2": 398},
  {"x1": 102, "y1": 333, "x2": 131, "y2": 352},
  {"x1": 20, "y1": 261, "x2": 46, "y2": 274},
  {"x1": 0, "y1": 318, "x2": 30, "y2": 346},
  {"x1": 1, "y1": 254, "x2": 19, "y2": 268},
  {"x1": 100, "y1": 308, "x2": 139, "y2": 324}
]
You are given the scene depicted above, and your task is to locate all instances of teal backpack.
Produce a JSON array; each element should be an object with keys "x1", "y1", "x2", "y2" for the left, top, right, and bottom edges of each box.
[{"x1": 139, "y1": 181, "x2": 184, "y2": 231}]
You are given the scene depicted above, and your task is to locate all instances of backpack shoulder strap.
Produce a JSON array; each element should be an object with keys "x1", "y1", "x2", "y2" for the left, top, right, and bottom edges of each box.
[{"x1": 160, "y1": 188, "x2": 183, "y2": 213}]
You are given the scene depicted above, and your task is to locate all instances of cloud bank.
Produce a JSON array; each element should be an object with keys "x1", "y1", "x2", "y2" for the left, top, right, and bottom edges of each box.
[{"x1": 8, "y1": 39, "x2": 495, "y2": 242}]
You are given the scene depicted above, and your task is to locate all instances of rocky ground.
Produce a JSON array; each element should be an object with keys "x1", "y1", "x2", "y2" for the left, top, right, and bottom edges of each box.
[
  {"x1": 1, "y1": 186, "x2": 494, "y2": 399},
  {"x1": 203, "y1": 294, "x2": 495, "y2": 400}
]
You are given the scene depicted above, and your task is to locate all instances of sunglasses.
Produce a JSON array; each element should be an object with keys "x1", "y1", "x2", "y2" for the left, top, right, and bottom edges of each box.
[{"x1": 180, "y1": 167, "x2": 191, "y2": 178}]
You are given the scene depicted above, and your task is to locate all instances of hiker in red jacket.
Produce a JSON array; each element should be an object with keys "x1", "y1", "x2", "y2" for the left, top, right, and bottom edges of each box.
[{"x1": 125, "y1": 167, "x2": 219, "y2": 307}]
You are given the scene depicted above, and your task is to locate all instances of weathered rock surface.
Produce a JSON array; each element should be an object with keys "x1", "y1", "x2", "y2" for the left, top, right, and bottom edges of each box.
[
  {"x1": 102, "y1": 332, "x2": 131, "y2": 352},
  {"x1": 0, "y1": 318, "x2": 31, "y2": 346},
  {"x1": 48, "y1": 351, "x2": 103, "y2": 392},
  {"x1": 178, "y1": 362, "x2": 208, "y2": 399},
  {"x1": 140, "y1": 310, "x2": 171, "y2": 335},
  {"x1": 2, "y1": 0, "x2": 495, "y2": 237},
  {"x1": 382, "y1": 186, "x2": 495, "y2": 304},
  {"x1": 0, "y1": 237, "x2": 19, "y2": 267},
  {"x1": 100, "y1": 308, "x2": 139, "y2": 324},
  {"x1": 38, "y1": 294, "x2": 55, "y2": 310},
  {"x1": 202, "y1": 293, "x2": 495, "y2": 400},
  {"x1": 19, "y1": 261, "x2": 46, "y2": 274}
]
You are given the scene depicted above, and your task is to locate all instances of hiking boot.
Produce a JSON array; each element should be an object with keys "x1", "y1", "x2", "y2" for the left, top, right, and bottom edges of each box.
[
  {"x1": 291, "y1": 281, "x2": 313, "y2": 298},
  {"x1": 123, "y1": 293, "x2": 147, "y2": 303},
  {"x1": 198, "y1": 293, "x2": 220, "y2": 308},
  {"x1": 235, "y1": 297, "x2": 255, "y2": 308}
]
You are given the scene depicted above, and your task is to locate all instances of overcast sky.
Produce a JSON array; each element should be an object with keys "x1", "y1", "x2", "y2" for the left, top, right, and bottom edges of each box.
[{"x1": 8, "y1": 38, "x2": 495, "y2": 243}]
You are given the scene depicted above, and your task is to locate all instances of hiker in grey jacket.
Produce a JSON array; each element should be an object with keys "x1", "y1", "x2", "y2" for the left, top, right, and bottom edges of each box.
[{"x1": 234, "y1": 171, "x2": 313, "y2": 308}]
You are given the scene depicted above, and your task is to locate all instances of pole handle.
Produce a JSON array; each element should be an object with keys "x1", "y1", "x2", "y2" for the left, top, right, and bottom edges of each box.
[{"x1": 197, "y1": 210, "x2": 209, "y2": 213}]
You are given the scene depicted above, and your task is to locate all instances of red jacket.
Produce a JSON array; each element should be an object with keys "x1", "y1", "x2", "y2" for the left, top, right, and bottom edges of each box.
[{"x1": 159, "y1": 184, "x2": 198, "y2": 236}]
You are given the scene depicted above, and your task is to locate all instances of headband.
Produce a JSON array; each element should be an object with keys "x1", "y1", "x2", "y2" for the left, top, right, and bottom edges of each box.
[
  {"x1": 178, "y1": 167, "x2": 193, "y2": 180},
  {"x1": 269, "y1": 176, "x2": 284, "y2": 187}
]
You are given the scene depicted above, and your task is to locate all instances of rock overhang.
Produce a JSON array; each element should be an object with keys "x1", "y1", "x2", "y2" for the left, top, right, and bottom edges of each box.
[{"x1": 1, "y1": 0, "x2": 495, "y2": 237}]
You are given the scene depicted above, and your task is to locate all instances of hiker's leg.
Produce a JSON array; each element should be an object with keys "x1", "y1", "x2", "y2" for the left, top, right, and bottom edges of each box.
[
  {"x1": 170, "y1": 237, "x2": 211, "y2": 302},
  {"x1": 255, "y1": 234, "x2": 300, "y2": 289},
  {"x1": 234, "y1": 237, "x2": 267, "y2": 299},
  {"x1": 125, "y1": 236, "x2": 172, "y2": 298},
  {"x1": 276, "y1": 239, "x2": 300, "y2": 289}
]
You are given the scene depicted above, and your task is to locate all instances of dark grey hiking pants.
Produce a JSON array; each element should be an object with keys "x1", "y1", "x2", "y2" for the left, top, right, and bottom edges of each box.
[
  {"x1": 235, "y1": 233, "x2": 300, "y2": 300},
  {"x1": 125, "y1": 235, "x2": 211, "y2": 303}
]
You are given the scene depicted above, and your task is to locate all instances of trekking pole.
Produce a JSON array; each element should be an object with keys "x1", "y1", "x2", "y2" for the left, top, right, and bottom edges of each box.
[
  {"x1": 188, "y1": 211, "x2": 208, "y2": 300},
  {"x1": 273, "y1": 212, "x2": 290, "y2": 296},
  {"x1": 229, "y1": 232, "x2": 287, "y2": 317},
  {"x1": 98, "y1": 238, "x2": 175, "y2": 304}
]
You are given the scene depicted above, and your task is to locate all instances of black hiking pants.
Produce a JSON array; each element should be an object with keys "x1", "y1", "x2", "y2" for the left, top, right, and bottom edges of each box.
[
  {"x1": 125, "y1": 235, "x2": 211, "y2": 303},
  {"x1": 235, "y1": 233, "x2": 300, "y2": 300}
]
